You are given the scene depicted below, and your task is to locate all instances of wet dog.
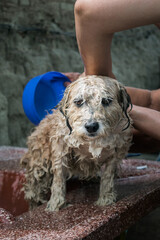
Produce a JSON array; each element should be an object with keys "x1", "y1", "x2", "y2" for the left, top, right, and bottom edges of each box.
[{"x1": 21, "y1": 75, "x2": 132, "y2": 211}]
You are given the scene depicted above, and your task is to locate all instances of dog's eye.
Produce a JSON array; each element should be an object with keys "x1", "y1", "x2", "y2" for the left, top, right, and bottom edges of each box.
[
  {"x1": 101, "y1": 98, "x2": 113, "y2": 106},
  {"x1": 74, "y1": 99, "x2": 84, "y2": 107}
]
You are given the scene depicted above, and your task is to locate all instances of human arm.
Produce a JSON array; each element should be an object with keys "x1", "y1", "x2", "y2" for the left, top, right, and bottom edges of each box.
[{"x1": 130, "y1": 105, "x2": 160, "y2": 141}]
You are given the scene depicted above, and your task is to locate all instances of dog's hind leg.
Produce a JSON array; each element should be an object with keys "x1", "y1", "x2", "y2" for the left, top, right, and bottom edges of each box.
[
  {"x1": 96, "y1": 159, "x2": 117, "y2": 206},
  {"x1": 23, "y1": 165, "x2": 53, "y2": 209},
  {"x1": 46, "y1": 157, "x2": 66, "y2": 211}
]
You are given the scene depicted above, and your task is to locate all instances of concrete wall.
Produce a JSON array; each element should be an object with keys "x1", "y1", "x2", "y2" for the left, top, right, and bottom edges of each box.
[{"x1": 0, "y1": 0, "x2": 160, "y2": 146}]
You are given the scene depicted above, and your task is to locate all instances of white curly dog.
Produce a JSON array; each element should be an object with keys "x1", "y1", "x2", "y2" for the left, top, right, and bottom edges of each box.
[{"x1": 21, "y1": 75, "x2": 132, "y2": 211}]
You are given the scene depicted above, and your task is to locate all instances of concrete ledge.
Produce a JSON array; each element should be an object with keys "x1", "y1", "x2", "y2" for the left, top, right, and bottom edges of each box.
[{"x1": 0, "y1": 146, "x2": 160, "y2": 239}]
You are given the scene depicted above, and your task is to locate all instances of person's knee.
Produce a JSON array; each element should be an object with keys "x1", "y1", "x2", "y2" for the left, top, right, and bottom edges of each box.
[
  {"x1": 74, "y1": 0, "x2": 113, "y2": 33},
  {"x1": 74, "y1": 0, "x2": 85, "y2": 17},
  {"x1": 74, "y1": 0, "x2": 96, "y2": 21}
]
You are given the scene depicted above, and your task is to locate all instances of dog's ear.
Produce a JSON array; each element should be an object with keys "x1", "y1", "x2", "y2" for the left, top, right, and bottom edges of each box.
[
  {"x1": 117, "y1": 83, "x2": 132, "y2": 130},
  {"x1": 117, "y1": 85, "x2": 132, "y2": 113},
  {"x1": 57, "y1": 85, "x2": 73, "y2": 134},
  {"x1": 58, "y1": 85, "x2": 71, "y2": 114}
]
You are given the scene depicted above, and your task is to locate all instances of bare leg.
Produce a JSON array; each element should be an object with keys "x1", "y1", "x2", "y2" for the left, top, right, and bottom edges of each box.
[{"x1": 74, "y1": 0, "x2": 160, "y2": 76}]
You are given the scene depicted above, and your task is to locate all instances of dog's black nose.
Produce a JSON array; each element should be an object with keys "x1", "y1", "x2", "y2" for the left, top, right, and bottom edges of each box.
[{"x1": 85, "y1": 122, "x2": 99, "y2": 133}]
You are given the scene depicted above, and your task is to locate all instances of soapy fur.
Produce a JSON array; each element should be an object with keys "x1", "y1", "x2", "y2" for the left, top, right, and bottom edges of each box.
[{"x1": 21, "y1": 76, "x2": 132, "y2": 211}]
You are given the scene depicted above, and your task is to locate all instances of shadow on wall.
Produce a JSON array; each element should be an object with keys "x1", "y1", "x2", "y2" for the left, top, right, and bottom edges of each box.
[{"x1": 0, "y1": 0, "x2": 160, "y2": 146}]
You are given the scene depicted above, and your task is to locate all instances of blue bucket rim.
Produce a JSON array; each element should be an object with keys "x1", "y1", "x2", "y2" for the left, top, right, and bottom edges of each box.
[{"x1": 22, "y1": 71, "x2": 70, "y2": 125}]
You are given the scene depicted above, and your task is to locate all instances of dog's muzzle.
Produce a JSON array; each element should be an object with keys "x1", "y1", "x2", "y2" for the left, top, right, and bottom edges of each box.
[{"x1": 85, "y1": 122, "x2": 99, "y2": 134}]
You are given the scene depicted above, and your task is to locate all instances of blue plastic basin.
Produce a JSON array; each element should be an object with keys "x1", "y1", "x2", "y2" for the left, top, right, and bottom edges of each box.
[{"x1": 22, "y1": 72, "x2": 70, "y2": 125}]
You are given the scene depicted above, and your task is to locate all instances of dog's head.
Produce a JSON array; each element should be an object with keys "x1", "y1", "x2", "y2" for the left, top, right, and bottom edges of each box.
[{"x1": 58, "y1": 76, "x2": 131, "y2": 140}]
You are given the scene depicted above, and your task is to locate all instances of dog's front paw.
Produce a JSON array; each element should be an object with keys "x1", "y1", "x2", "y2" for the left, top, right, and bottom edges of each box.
[
  {"x1": 95, "y1": 193, "x2": 116, "y2": 206},
  {"x1": 46, "y1": 198, "x2": 66, "y2": 212}
]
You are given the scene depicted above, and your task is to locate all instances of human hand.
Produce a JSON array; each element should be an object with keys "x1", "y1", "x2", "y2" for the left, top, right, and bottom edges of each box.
[{"x1": 62, "y1": 72, "x2": 81, "y2": 87}]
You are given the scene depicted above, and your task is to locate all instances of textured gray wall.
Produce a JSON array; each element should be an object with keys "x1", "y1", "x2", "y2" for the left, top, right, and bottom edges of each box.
[
  {"x1": 0, "y1": 0, "x2": 160, "y2": 146},
  {"x1": 113, "y1": 27, "x2": 160, "y2": 89}
]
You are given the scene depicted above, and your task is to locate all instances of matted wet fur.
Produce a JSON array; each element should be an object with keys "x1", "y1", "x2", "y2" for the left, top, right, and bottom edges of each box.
[{"x1": 21, "y1": 76, "x2": 132, "y2": 211}]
